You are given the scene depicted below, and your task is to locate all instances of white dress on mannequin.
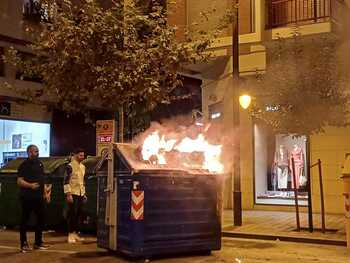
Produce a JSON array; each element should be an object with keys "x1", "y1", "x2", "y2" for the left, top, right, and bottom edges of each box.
[{"x1": 274, "y1": 145, "x2": 289, "y2": 189}]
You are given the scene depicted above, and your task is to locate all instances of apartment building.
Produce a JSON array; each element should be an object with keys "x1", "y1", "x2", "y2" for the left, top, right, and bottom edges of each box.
[
  {"x1": 0, "y1": 0, "x2": 53, "y2": 165},
  {"x1": 171, "y1": 0, "x2": 350, "y2": 215},
  {"x1": 0, "y1": 0, "x2": 118, "y2": 161}
]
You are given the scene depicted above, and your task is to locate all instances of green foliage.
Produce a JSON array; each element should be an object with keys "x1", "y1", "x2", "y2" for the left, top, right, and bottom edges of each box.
[
  {"x1": 4, "y1": 0, "x2": 225, "y2": 120},
  {"x1": 249, "y1": 32, "x2": 350, "y2": 135}
]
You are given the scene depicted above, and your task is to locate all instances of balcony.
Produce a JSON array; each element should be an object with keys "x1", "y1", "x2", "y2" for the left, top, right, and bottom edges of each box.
[
  {"x1": 23, "y1": 0, "x2": 51, "y2": 23},
  {"x1": 266, "y1": 0, "x2": 331, "y2": 29}
]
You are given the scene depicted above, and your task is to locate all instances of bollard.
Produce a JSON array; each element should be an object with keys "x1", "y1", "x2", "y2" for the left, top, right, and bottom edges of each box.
[{"x1": 341, "y1": 155, "x2": 350, "y2": 250}]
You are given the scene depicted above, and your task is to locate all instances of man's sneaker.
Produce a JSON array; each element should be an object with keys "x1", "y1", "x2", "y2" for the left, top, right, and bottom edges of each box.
[
  {"x1": 73, "y1": 232, "x2": 85, "y2": 242},
  {"x1": 33, "y1": 243, "x2": 50, "y2": 250},
  {"x1": 20, "y1": 243, "x2": 32, "y2": 253},
  {"x1": 68, "y1": 233, "x2": 76, "y2": 244}
]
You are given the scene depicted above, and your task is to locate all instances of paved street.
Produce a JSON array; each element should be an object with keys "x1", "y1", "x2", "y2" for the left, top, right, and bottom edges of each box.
[{"x1": 0, "y1": 229, "x2": 349, "y2": 263}]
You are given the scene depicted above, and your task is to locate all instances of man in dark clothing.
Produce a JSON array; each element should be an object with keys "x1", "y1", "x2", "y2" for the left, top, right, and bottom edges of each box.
[{"x1": 17, "y1": 144, "x2": 49, "y2": 253}]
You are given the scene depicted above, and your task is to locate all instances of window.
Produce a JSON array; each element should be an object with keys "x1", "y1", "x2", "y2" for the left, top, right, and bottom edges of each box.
[
  {"x1": 0, "y1": 47, "x2": 4, "y2": 77},
  {"x1": 15, "y1": 51, "x2": 43, "y2": 83},
  {"x1": 136, "y1": 0, "x2": 166, "y2": 11}
]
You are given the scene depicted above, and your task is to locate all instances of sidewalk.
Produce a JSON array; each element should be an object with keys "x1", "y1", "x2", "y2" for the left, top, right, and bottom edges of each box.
[{"x1": 222, "y1": 210, "x2": 347, "y2": 246}]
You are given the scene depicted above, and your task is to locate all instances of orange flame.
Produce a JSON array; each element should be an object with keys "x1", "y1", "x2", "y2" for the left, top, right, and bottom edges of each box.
[{"x1": 141, "y1": 131, "x2": 223, "y2": 173}]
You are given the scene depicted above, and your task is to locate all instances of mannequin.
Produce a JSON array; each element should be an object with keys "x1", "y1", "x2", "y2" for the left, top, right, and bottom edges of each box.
[
  {"x1": 273, "y1": 144, "x2": 289, "y2": 191},
  {"x1": 290, "y1": 144, "x2": 305, "y2": 189}
]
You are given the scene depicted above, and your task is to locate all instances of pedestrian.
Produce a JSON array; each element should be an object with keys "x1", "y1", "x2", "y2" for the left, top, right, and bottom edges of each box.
[
  {"x1": 17, "y1": 144, "x2": 50, "y2": 253},
  {"x1": 64, "y1": 148, "x2": 87, "y2": 243}
]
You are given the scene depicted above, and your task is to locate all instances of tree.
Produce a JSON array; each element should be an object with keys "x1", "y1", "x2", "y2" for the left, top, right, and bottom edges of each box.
[
  {"x1": 5, "y1": 0, "x2": 226, "y2": 123},
  {"x1": 249, "y1": 31, "x2": 350, "y2": 135}
]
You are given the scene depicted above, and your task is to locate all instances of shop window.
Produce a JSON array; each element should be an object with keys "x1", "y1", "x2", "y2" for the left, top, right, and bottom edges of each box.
[
  {"x1": 0, "y1": 47, "x2": 4, "y2": 77},
  {"x1": 15, "y1": 51, "x2": 43, "y2": 83},
  {"x1": 254, "y1": 123, "x2": 309, "y2": 206},
  {"x1": 0, "y1": 118, "x2": 50, "y2": 167}
]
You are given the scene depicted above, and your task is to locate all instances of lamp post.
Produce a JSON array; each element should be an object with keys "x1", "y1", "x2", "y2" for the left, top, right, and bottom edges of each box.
[{"x1": 232, "y1": 0, "x2": 241, "y2": 226}]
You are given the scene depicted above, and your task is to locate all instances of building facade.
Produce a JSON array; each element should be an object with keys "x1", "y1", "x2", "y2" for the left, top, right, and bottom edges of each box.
[
  {"x1": 0, "y1": 0, "x2": 51, "y2": 121},
  {"x1": 0, "y1": 0, "x2": 53, "y2": 165},
  {"x1": 171, "y1": 0, "x2": 350, "y2": 215},
  {"x1": 0, "y1": 0, "x2": 111, "y2": 160}
]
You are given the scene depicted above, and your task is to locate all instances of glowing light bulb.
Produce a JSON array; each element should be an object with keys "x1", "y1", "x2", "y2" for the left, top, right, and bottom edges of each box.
[{"x1": 239, "y1": 95, "x2": 251, "y2": 109}]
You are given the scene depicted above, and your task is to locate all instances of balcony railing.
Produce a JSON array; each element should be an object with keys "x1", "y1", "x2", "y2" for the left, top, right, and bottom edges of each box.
[
  {"x1": 23, "y1": 0, "x2": 51, "y2": 23},
  {"x1": 266, "y1": 0, "x2": 331, "y2": 29}
]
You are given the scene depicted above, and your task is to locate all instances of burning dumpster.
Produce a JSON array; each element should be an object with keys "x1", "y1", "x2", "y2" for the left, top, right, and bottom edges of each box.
[{"x1": 97, "y1": 141, "x2": 223, "y2": 257}]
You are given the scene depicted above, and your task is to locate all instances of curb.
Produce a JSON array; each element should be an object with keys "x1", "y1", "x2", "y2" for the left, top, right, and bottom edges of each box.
[{"x1": 222, "y1": 232, "x2": 347, "y2": 246}]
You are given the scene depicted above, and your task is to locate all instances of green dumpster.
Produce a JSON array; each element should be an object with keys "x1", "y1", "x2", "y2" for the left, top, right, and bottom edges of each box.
[
  {"x1": 0, "y1": 158, "x2": 23, "y2": 227},
  {"x1": 0, "y1": 156, "x2": 100, "y2": 232},
  {"x1": 0, "y1": 157, "x2": 69, "y2": 228}
]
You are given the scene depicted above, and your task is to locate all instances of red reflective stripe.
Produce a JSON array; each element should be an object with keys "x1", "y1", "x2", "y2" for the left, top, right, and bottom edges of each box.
[
  {"x1": 131, "y1": 211, "x2": 144, "y2": 220},
  {"x1": 132, "y1": 200, "x2": 144, "y2": 211},
  {"x1": 131, "y1": 190, "x2": 144, "y2": 220},
  {"x1": 133, "y1": 191, "x2": 143, "y2": 197}
]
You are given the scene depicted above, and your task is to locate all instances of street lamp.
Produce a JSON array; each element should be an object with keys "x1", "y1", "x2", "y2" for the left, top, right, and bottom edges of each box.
[
  {"x1": 239, "y1": 94, "x2": 252, "y2": 109},
  {"x1": 232, "y1": 0, "x2": 241, "y2": 226}
]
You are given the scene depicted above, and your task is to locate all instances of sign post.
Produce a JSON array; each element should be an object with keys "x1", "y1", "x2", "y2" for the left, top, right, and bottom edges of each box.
[{"x1": 96, "y1": 120, "x2": 116, "y2": 156}]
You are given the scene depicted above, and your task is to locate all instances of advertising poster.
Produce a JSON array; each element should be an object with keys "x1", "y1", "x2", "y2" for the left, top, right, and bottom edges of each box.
[
  {"x1": 12, "y1": 134, "x2": 22, "y2": 149},
  {"x1": 22, "y1": 133, "x2": 32, "y2": 148}
]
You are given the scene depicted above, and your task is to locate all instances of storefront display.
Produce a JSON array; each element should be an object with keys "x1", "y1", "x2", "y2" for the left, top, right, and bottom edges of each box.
[
  {"x1": 254, "y1": 124, "x2": 308, "y2": 205},
  {"x1": 0, "y1": 119, "x2": 50, "y2": 167}
]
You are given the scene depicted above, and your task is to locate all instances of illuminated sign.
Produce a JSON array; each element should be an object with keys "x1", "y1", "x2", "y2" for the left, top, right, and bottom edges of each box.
[
  {"x1": 210, "y1": 112, "x2": 221, "y2": 119},
  {"x1": 266, "y1": 105, "x2": 280, "y2": 112},
  {"x1": 99, "y1": 135, "x2": 112, "y2": 143}
]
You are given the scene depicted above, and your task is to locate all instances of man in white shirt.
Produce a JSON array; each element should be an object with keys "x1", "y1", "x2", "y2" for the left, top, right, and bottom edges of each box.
[{"x1": 64, "y1": 148, "x2": 87, "y2": 243}]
